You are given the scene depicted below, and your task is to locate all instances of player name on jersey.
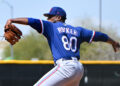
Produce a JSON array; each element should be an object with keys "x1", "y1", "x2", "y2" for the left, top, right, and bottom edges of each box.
[{"x1": 57, "y1": 27, "x2": 78, "y2": 36}]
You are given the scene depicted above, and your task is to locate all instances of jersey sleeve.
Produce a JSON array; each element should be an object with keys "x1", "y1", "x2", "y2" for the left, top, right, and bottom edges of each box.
[
  {"x1": 42, "y1": 20, "x2": 54, "y2": 38},
  {"x1": 93, "y1": 31, "x2": 109, "y2": 42},
  {"x1": 80, "y1": 27, "x2": 109, "y2": 43},
  {"x1": 28, "y1": 18, "x2": 54, "y2": 39},
  {"x1": 81, "y1": 27, "x2": 95, "y2": 43},
  {"x1": 28, "y1": 18, "x2": 44, "y2": 33}
]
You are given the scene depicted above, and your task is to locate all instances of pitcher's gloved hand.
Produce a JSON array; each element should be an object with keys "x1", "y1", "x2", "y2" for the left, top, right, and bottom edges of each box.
[{"x1": 4, "y1": 24, "x2": 22, "y2": 45}]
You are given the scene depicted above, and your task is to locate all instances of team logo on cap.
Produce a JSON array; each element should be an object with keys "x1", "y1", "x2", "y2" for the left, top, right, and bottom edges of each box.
[{"x1": 57, "y1": 12, "x2": 59, "y2": 14}]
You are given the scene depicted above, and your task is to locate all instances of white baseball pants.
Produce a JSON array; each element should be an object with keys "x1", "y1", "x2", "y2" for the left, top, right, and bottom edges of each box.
[{"x1": 34, "y1": 58, "x2": 84, "y2": 86}]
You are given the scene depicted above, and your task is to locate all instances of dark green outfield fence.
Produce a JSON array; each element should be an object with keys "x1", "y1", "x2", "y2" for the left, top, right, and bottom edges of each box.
[{"x1": 0, "y1": 60, "x2": 120, "y2": 86}]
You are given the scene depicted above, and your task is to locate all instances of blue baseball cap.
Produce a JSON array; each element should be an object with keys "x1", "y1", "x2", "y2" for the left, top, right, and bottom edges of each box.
[{"x1": 44, "y1": 7, "x2": 66, "y2": 19}]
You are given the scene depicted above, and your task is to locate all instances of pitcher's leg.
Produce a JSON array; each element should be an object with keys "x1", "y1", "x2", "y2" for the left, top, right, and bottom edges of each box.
[
  {"x1": 34, "y1": 64, "x2": 67, "y2": 86},
  {"x1": 63, "y1": 61, "x2": 84, "y2": 86},
  {"x1": 34, "y1": 61, "x2": 84, "y2": 86}
]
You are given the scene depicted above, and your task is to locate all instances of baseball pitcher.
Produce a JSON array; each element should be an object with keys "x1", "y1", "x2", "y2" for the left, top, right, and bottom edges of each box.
[{"x1": 4, "y1": 7, "x2": 120, "y2": 86}]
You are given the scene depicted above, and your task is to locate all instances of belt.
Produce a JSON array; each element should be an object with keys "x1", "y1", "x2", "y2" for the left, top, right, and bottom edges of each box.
[
  {"x1": 55, "y1": 57, "x2": 78, "y2": 66},
  {"x1": 62, "y1": 57, "x2": 78, "y2": 61}
]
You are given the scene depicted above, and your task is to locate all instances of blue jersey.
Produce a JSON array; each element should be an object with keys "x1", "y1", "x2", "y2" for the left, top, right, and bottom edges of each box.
[{"x1": 28, "y1": 18, "x2": 108, "y2": 62}]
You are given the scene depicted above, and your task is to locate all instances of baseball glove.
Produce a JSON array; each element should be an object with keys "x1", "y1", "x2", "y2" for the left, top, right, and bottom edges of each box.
[{"x1": 4, "y1": 24, "x2": 22, "y2": 45}]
